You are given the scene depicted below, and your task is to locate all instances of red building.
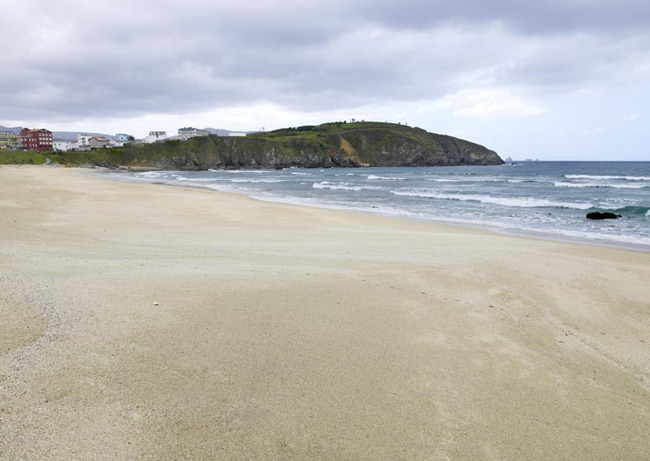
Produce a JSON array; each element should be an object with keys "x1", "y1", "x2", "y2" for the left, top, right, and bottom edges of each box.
[{"x1": 20, "y1": 128, "x2": 53, "y2": 151}]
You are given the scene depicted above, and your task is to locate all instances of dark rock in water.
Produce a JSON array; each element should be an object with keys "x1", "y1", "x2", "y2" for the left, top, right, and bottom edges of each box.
[{"x1": 586, "y1": 212, "x2": 621, "y2": 220}]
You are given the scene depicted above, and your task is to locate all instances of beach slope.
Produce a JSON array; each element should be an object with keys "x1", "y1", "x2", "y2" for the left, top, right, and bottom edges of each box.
[{"x1": 1, "y1": 166, "x2": 648, "y2": 460}]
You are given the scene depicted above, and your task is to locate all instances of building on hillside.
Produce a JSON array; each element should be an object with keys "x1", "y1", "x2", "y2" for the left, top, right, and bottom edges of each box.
[
  {"x1": 21, "y1": 128, "x2": 53, "y2": 151},
  {"x1": 0, "y1": 131, "x2": 21, "y2": 150},
  {"x1": 53, "y1": 140, "x2": 70, "y2": 151},
  {"x1": 144, "y1": 131, "x2": 167, "y2": 143},
  {"x1": 89, "y1": 136, "x2": 110, "y2": 149},
  {"x1": 178, "y1": 127, "x2": 209, "y2": 141},
  {"x1": 227, "y1": 132, "x2": 247, "y2": 137},
  {"x1": 78, "y1": 133, "x2": 92, "y2": 147}
]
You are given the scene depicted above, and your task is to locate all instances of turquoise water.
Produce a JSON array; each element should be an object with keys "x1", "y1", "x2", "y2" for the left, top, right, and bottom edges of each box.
[{"x1": 107, "y1": 162, "x2": 650, "y2": 250}]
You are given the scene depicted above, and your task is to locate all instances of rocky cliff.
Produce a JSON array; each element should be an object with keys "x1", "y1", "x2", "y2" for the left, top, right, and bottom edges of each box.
[{"x1": 61, "y1": 122, "x2": 504, "y2": 169}]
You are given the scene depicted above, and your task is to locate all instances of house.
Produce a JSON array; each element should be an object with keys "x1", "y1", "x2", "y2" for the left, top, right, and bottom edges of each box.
[
  {"x1": 20, "y1": 128, "x2": 53, "y2": 151},
  {"x1": 114, "y1": 133, "x2": 132, "y2": 142},
  {"x1": 77, "y1": 133, "x2": 92, "y2": 147},
  {"x1": 53, "y1": 140, "x2": 70, "y2": 151},
  {"x1": 227, "y1": 132, "x2": 247, "y2": 137},
  {"x1": 144, "y1": 131, "x2": 167, "y2": 143},
  {"x1": 178, "y1": 127, "x2": 209, "y2": 141},
  {"x1": 0, "y1": 131, "x2": 20, "y2": 150},
  {"x1": 88, "y1": 136, "x2": 110, "y2": 148},
  {"x1": 112, "y1": 134, "x2": 133, "y2": 147}
]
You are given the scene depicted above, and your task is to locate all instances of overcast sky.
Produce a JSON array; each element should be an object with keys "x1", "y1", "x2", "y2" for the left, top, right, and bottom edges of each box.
[{"x1": 1, "y1": 0, "x2": 649, "y2": 160}]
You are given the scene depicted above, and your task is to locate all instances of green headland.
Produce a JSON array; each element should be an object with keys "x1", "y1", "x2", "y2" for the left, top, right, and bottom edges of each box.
[{"x1": 0, "y1": 121, "x2": 503, "y2": 169}]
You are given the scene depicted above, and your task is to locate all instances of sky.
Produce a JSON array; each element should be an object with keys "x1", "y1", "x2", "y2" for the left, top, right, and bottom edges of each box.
[{"x1": 1, "y1": 0, "x2": 649, "y2": 160}]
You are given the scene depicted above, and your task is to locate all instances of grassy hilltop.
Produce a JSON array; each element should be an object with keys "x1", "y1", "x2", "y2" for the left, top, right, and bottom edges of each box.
[{"x1": 0, "y1": 122, "x2": 503, "y2": 169}]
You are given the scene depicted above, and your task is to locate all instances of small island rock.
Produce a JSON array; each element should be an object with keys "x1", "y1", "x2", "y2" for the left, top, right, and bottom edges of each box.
[{"x1": 586, "y1": 212, "x2": 621, "y2": 220}]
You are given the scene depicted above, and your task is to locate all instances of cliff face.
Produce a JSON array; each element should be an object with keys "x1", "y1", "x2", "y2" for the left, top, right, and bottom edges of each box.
[
  {"x1": 334, "y1": 125, "x2": 503, "y2": 167},
  {"x1": 80, "y1": 122, "x2": 504, "y2": 169}
]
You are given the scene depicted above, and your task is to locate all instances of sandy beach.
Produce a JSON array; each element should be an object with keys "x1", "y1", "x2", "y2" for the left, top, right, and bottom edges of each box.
[{"x1": 1, "y1": 165, "x2": 649, "y2": 460}]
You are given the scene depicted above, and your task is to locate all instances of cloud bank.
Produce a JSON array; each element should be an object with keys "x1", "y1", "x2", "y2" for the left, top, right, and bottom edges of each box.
[{"x1": 1, "y1": 0, "x2": 649, "y2": 158}]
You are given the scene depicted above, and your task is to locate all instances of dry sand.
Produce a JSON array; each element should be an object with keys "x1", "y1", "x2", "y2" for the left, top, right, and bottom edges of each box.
[{"x1": 0, "y1": 165, "x2": 649, "y2": 460}]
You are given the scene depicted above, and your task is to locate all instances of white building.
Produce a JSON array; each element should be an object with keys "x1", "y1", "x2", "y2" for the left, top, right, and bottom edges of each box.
[
  {"x1": 227, "y1": 132, "x2": 247, "y2": 137},
  {"x1": 53, "y1": 140, "x2": 69, "y2": 151},
  {"x1": 144, "y1": 131, "x2": 167, "y2": 144},
  {"x1": 178, "y1": 127, "x2": 209, "y2": 141},
  {"x1": 77, "y1": 133, "x2": 92, "y2": 146}
]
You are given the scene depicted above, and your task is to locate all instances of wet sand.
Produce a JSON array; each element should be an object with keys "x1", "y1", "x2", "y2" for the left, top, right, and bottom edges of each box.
[{"x1": 1, "y1": 165, "x2": 649, "y2": 460}]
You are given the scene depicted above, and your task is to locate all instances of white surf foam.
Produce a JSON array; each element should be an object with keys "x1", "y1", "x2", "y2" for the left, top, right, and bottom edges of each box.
[
  {"x1": 391, "y1": 190, "x2": 594, "y2": 210},
  {"x1": 554, "y1": 181, "x2": 646, "y2": 189},
  {"x1": 174, "y1": 176, "x2": 219, "y2": 182},
  {"x1": 366, "y1": 175, "x2": 404, "y2": 180},
  {"x1": 426, "y1": 177, "x2": 506, "y2": 183},
  {"x1": 136, "y1": 171, "x2": 164, "y2": 179},
  {"x1": 564, "y1": 174, "x2": 650, "y2": 181},
  {"x1": 312, "y1": 181, "x2": 383, "y2": 192}
]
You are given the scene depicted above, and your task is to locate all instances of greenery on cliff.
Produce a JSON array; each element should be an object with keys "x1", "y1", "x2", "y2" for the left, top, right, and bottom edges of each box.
[{"x1": 0, "y1": 122, "x2": 503, "y2": 169}]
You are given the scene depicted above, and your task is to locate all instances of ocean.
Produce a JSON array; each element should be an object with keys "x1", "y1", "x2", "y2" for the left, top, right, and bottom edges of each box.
[{"x1": 104, "y1": 161, "x2": 650, "y2": 250}]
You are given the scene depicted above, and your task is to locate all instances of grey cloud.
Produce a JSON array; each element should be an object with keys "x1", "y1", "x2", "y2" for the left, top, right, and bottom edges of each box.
[
  {"x1": 351, "y1": 0, "x2": 650, "y2": 33},
  {"x1": 1, "y1": 0, "x2": 650, "y2": 122}
]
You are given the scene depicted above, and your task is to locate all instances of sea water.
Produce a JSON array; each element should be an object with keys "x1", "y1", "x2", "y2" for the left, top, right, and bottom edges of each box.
[{"x1": 105, "y1": 162, "x2": 650, "y2": 250}]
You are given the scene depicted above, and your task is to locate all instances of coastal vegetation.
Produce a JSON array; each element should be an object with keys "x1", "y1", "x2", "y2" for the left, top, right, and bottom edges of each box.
[
  {"x1": 0, "y1": 149, "x2": 117, "y2": 166},
  {"x1": 0, "y1": 150, "x2": 55, "y2": 165},
  {"x1": 0, "y1": 122, "x2": 503, "y2": 169}
]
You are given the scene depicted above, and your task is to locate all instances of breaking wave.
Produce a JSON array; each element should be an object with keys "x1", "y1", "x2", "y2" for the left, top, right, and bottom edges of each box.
[
  {"x1": 391, "y1": 190, "x2": 595, "y2": 210},
  {"x1": 564, "y1": 174, "x2": 650, "y2": 181},
  {"x1": 312, "y1": 181, "x2": 383, "y2": 192},
  {"x1": 426, "y1": 177, "x2": 504, "y2": 183},
  {"x1": 366, "y1": 175, "x2": 404, "y2": 180},
  {"x1": 136, "y1": 171, "x2": 163, "y2": 179},
  {"x1": 601, "y1": 205, "x2": 650, "y2": 217},
  {"x1": 173, "y1": 176, "x2": 219, "y2": 182},
  {"x1": 554, "y1": 181, "x2": 647, "y2": 189}
]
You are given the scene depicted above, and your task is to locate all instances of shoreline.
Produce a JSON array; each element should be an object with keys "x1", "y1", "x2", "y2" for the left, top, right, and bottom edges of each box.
[
  {"x1": 97, "y1": 168, "x2": 650, "y2": 253},
  {"x1": 2, "y1": 165, "x2": 649, "y2": 460}
]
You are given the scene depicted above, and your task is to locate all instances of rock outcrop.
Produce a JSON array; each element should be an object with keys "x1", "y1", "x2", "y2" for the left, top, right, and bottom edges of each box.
[{"x1": 586, "y1": 212, "x2": 621, "y2": 220}]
